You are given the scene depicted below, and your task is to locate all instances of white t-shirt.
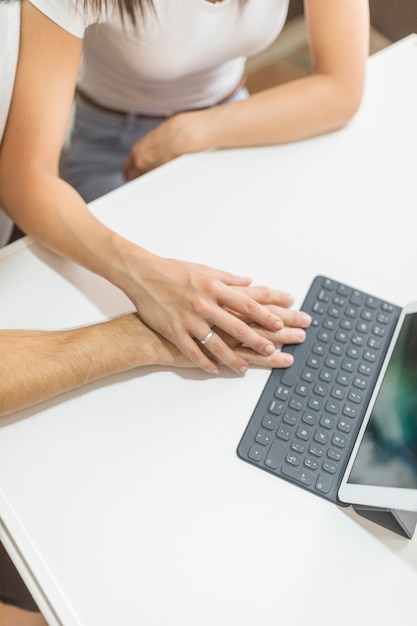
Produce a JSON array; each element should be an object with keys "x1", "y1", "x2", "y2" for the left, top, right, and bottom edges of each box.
[
  {"x1": 0, "y1": 0, "x2": 20, "y2": 247},
  {"x1": 29, "y1": 0, "x2": 289, "y2": 115}
]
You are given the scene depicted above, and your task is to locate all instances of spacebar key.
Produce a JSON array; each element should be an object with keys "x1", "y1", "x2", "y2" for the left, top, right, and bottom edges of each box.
[
  {"x1": 281, "y1": 337, "x2": 312, "y2": 387},
  {"x1": 264, "y1": 441, "x2": 286, "y2": 470}
]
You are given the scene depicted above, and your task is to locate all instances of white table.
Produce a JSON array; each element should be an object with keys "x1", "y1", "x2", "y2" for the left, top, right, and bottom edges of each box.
[{"x1": 1, "y1": 35, "x2": 417, "y2": 626}]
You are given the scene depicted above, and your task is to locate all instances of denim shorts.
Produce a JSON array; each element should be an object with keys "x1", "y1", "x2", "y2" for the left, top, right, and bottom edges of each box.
[{"x1": 60, "y1": 88, "x2": 249, "y2": 203}]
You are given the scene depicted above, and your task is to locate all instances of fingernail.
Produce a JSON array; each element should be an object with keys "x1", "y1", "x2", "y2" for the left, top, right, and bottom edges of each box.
[
  {"x1": 301, "y1": 313, "x2": 312, "y2": 326},
  {"x1": 281, "y1": 353, "x2": 294, "y2": 366},
  {"x1": 239, "y1": 365, "x2": 248, "y2": 374},
  {"x1": 264, "y1": 344, "x2": 275, "y2": 355}
]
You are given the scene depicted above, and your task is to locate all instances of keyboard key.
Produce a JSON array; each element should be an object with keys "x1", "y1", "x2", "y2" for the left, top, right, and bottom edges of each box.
[
  {"x1": 320, "y1": 415, "x2": 335, "y2": 429},
  {"x1": 256, "y1": 430, "x2": 273, "y2": 445},
  {"x1": 363, "y1": 349, "x2": 377, "y2": 363},
  {"x1": 281, "y1": 337, "x2": 313, "y2": 386},
  {"x1": 350, "y1": 291, "x2": 363, "y2": 306},
  {"x1": 353, "y1": 376, "x2": 367, "y2": 390},
  {"x1": 373, "y1": 325, "x2": 386, "y2": 337},
  {"x1": 320, "y1": 370, "x2": 333, "y2": 382},
  {"x1": 318, "y1": 289, "x2": 330, "y2": 302},
  {"x1": 325, "y1": 399, "x2": 341, "y2": 414},
  {"x1": 309, "y1": 444, "x2": 324, "y2": 457},
  {"x1": 314, "y1": 430, "x2": 329, "y2": 445},
  {"x1": 262, "y1": 415, "x2": 279, "y2": 430},
  {"x1": 338, "y1": 419, "x2": 352, "y2": 433},
  {"x1": 289, "y1": 398, "x2": 304, "y2": 411},
  {"x1": 308, "y1": 397, "x2": 322, "y2": 411},
  {"x1": 264, "y1": 441, "x2": 286, "y2": 469},
  {"x1": 268, "y1": 400, "x2": 284, "y2": 415},
  {"x1": 291, "y1": 440, "x2": 306, "y2": 453},
  {"x1": 345, "y1": 306, "x2": 358, "y2": 318},
  {"x1": 302, "y1": 411, "x2": 317, "y2": 426},
  {"x1": 322, "y1": 461, "x2": 337, "y2": 474},
  {"x1": 348, "y1": 390, "x2": 361, "y2": 403},
  {"x1": 283, "y1": 411, "x2": 298, "y2": 426},
  {"x1": 336, "y1": 372, "x2": 350, "y2": 386},
  {"x1": 304, "y1": 457, "x2": 319, "y2": 470},
  {"x1": 365, "y1": 296, "x2": 378, "y2": 309},
  {"x1": 377, "y1": 313, "x2": 390, "y2": 324},
  {"x1": 316, "y1": 474, "x2": 333, "y2": 494},
  {"x1": 332, "y1": 433, "x2": 347, "y2": 448},
  {"x1": 295, "y1": 383, "x2": 310, "y2": 396},
  {"x1": 327, "y1": 447, "x2": 342, "y2": 461},
  {"x1": 343, "y1": 405, "x2": 357, "y2": 418},
  {"x1": 282, "y1": 465, "x2": 314, "y2": 486},
  {"x1": 277, "y1": 426, "x2": 292, "y2": 441},
  {"x1": 248, "y1": 445, "x2": 265, "y2": 462},
  {"x1": 275, "y1": 385, "x2": 290, "y2": 400},
  {"x1": 314, "y1": 382, "x2": 329, "y2": 396},
  {"x1": 286, "y1": 453, "x2": 301, "y2": 466},
  {"x1": 301, "y1": 369, "x2": 314, "y2": 382}
]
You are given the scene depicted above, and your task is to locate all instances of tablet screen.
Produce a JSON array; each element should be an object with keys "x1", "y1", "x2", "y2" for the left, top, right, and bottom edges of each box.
[{"x1": 346, "y1": 310, "x2": 417, "y2": 489}]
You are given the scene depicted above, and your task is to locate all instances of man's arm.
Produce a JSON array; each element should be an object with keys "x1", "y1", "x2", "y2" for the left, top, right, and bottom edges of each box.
[
  {"x1": 0, "y1": 301, "x2": 310, "y2": 417},
  {"x1": 0, "y1": 314, "x2": 156, "y2": 416}
]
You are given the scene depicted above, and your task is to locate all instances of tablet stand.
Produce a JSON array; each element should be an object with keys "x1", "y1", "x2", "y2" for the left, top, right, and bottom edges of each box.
[{"x1": 353, "y1": 505, "x2": 417, "y2": 539}]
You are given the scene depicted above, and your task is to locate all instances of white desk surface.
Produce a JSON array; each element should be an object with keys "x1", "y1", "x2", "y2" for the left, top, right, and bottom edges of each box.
[{"x1": 1, "y1": 35, "x2": 417, "y2": 626}]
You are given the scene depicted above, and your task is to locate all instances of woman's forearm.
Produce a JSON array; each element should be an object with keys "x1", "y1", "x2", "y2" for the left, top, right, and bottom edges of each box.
[
  {"x1": 0, "y1": 161, "x2": 160, "y2": 308},
  {"x1": 194, "y1": 71, "x2": 364, "y2": 151},
  {"x1": 178, "y1": 0, "x2": 370, "y2": 154}
]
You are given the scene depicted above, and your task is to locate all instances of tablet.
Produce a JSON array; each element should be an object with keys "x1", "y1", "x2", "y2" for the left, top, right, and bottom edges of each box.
[{"x1": 338, "y1": 301, "x2": 417, "y2": 512}]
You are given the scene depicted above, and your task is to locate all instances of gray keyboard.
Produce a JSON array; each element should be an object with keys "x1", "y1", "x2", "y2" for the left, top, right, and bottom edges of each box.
[{"x1": 237, "y1": 276, "x2": 401, "y2": 504}]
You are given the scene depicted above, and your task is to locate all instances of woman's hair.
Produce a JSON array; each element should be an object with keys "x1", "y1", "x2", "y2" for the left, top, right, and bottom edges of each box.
[
  {"x1": 0, "y1": 0, "x2": 151, "y2": 22},
  {"x1": 1, "y1": 0, "x2": 246, "y2": 24},
  {"x1": 81, "y1": 0, "x2": 153, "y2": 24}
]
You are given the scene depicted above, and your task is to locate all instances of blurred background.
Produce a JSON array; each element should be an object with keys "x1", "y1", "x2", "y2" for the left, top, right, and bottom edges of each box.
[{"x1": 246, "y1": 0, "x2": 417, "y2": 93}]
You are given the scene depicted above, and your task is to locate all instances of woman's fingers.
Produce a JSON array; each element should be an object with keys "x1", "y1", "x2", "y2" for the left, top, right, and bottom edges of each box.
[
  {"x1": 149, "y1": 319, "x2": 309, "y2": 374},
  {"x1": 230, "y1": 285, "x2": 295, "y2": 308},
  {"x1": 224, "y1": 286, "x2": 312, "y2": 330},
  {"x1": 215, "y1": 282, "x2": 285, "y2": 333},
  {"x1": 193, "y1": 295, "x2": 296, "y2": 367},
  {"x1": 192, "y1": 322, "x2": 309, "y2": 375}
]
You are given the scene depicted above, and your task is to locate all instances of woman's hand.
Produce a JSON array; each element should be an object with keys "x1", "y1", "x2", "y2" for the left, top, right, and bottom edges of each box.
[
  {"x1": 123, "y1": 111, "x2": 204, "y2": 180},
  {"x1": 120, "y1": 250, "x2": 311, "y2": 375},
  {"x1": 130, "y1": 297, "x2": 309, "y2": 372}
]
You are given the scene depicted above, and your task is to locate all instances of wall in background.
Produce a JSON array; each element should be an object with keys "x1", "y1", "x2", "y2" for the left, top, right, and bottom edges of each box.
[
  {"x1": 287, "y1": 0, "x2": 417, "y2": 42},
  {"x1": 369, "y1": 0, "x2": 417, "y2": 41}
]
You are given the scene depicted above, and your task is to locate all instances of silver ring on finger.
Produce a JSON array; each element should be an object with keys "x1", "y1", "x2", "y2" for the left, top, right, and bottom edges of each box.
[{"x1": 200, "y1": 329, "x2": 214, "y2": 345}]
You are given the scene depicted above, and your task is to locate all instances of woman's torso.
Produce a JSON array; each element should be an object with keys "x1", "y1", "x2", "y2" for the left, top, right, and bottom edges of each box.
[{"x1": 30, "y1": 0, "x2": 290, "y2": 114}]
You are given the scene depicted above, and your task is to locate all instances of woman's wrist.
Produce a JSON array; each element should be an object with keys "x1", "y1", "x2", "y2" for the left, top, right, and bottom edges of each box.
[
  {"x1": 100, "y1": 231, "x2": 156, "y2": 303},
  {"x1": 173, "y1": 108, "x2": 219, "y2": 155}
]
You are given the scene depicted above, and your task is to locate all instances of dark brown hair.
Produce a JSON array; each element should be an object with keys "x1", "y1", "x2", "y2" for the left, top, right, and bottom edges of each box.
[
  {"x1": 0, "y1": 0, "x2": 151, "y2": 23},
  {"x1": 80, "y1": 0, "x2": 153, "y2": 24}
]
